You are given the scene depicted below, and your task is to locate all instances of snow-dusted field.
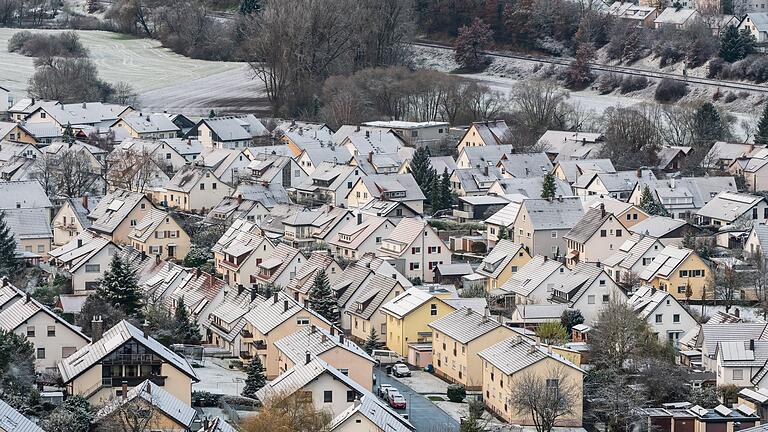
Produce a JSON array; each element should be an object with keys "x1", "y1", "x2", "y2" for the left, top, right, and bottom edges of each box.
[{"x1": 0, "y1": 28, "x2": 267, "y2": 115}]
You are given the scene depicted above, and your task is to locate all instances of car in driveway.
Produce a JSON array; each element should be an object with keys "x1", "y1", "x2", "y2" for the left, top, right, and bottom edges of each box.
[
  {"x1": 392, "y1": 363, "x2": 411, "y2": 377},
  {"x1": 378, "y1": 384, "x2": 393, "y2": 398},
  {"x1": 372, "y1": 349, "x2": 405, "y2": 365},
  {"x1": 388, "y1": 392, "x2": 407, "y2": 409}
]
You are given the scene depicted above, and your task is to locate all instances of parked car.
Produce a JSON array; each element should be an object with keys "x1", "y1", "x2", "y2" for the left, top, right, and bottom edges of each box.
[
  {"x1": 388, "y1": 392, "x2": 407, "y2": 409},
  {"x1": 392, "y1": 363, "x2": 411, "y2": 377},
  {"x1": 372, "y1": 349, "x2": 405, "y2": 365},
  {"x1": 377, "y1": 384, "x2": 392, "y2": 399},
  {"x1": 383, "y1": 387, "x2": 400, "y2": 401}
]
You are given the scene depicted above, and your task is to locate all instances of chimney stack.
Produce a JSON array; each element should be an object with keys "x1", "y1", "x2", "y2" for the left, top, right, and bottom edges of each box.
[
  {"x1": 77, "y1": 238, "x2": 83, "y2": 248},
  {"x1": 155, "y1": 254, "x2": 160, "y2": 265},
  {"x1": 92, "y1": 315, "x2": 103, "y2": 341},
  {"x1": 25, "y1": 292, "x2": 30, "y2": 303},
  {"x1": 236, "y1": 194, "x2": 242, "y2": 205},
  {"x1": 82, "y1": 195, "x2": 88, "y2": 209},
  {"x1": 368, "y1": 151, "x2": 374, "y2": 163},
  {"x1": 273, "y1": 292, "x2": 279, "y2": 304},
  {"x1": 750, "y1": 339, "x2": 755, "y2": 351},
  {"x1": 330, "y1": 327, "x2": 335, "y2": 336},
  {"x1": 121, "y1": 381, "x2": 128, "y2": 400},
  {"x1": 251, "y1": 288, "x2": 259, "y2": 302},
  {"x1": 195, "y1": 267, "x2": 202, "y2": 279},
  {"x1": 146, "y1": 382, "x2": 152, "y2": 395},
  {"x1": 142, "y1": 320, "x2": 150, "y2": 339},
  {"x1": 357, "y1": 213, "x2": 362, "y2": 225},
  {"x1": 283, "y1": 299, "x2": 289, "y2": 313},
  {"x1": 735, "y1": 308, "x2": 741, "y2": 318},
  {"x1": 339, "y1": 333, "x2": 344, "y2": 344},
  {"x1": 238, "y1": 284, "x2": 245, "y2": 296},
  {"x1": 305, "y1": 351, "x2": 311, "y2": 364}
]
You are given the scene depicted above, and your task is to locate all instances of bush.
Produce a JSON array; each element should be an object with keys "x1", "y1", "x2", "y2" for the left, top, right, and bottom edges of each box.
[
  {"x1": 655, "y1": 78, "x2": 687, "y2": 103},
  {"x1": 709, "y1": 55, "x2": 768, "y2": 83},
  {"x1": 447, "y1": 384, "x2": 466, "y2": 402},
  {"x1": 619, "y1": 76, "x2": 649, "y2": 94},
  {"x1": 7, "y1": 31, "x2": 89, "y2": 58},
  {"x1": 597, "y1": 73, "x2": 622, "y2": 94},
  {"x1": 192, "y1": 391, "x2": 222, "y2": 407},
  {"x1": 724, "y1": 92, "x2": 737, "y2": 103}
]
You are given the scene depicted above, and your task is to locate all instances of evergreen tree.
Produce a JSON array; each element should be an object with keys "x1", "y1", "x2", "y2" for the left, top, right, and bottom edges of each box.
[
  {"x1": 564, "y1": 43, "x2": 595, "y2": 90},
  {"x1": 0, "y1": 211, "x2": 19, "y2": 279},
  {"x1": 756, "y1": 104, "x2": 768, "y2": 145},
  {"x1": 497, "y1": 226, "x2": 508, "y2": 240},
  {"x1": 363, "y1": 328, "x2": 379, "y2": 354},
  {"x1": 541, "y1": 173, "x2": 557, "y2": 199},
  {"x1": 241, "y1": 355, "x2": 266, "y2": 398},
  {"x1": 692, "y1": 102, "x2": 725, "y2": 145},
  {"x1": 239, "y1": 0, "x2": 260, "y2": 15},
  {"x1": 739, "y1": 28, "x2": 757, "y2": 59},
  {"x1": 719, "y1": 24, "x2": 742, "y2": 62},
  {"x1": 174, "y1": 297, "x2": 202, "y2": 345},
  {"x1": 439, "y1": 168, "x2": 453, "y2": 211},
  {"x1": 428, "y1": 173, "x2": 440, "y2": 207},
  {"x1": 0, "y1": 329, "x2": 37, "y2": 411},
  {"x1": 97, "y1": 254, "x2": 143, "y2": 317},
  {"x1": 639, "y1": 185, "x2": 669, "y2": 216},
  {"x1": 308, "y1": 269, "x2": 339, "y2": 326},
  {"x1": 560, "y1": 309, "x2": 585, "y2": 336},
  {"x1": 208, "y1": 110, "x2": 216, "y2": 118},
  {"x1": 411, "y1": 147, "x2": 436, "y2": 199},
  {"x1": 454, "y1": 18, "x2": 494, "y2": 70},
  {"x1": 63, "y1": 122, "x2": 76, "y2": 145}
]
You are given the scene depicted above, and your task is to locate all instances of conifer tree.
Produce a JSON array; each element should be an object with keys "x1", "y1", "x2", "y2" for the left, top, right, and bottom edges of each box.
[
  {"x1": 63, "y1": 123, "x2": 76, "y2": 145},
  {"x1": 97, "y1": 254, "x2": 143, "y2": 317},
  {"x1": 439, "y1": 168, "x2": 453, "y2": 211},
  {"x1": 308, "y1": 269, "x2": 339, "y2": 326},
  {"x1": 239, "y1": 0, "x2": 260, "y2": 15},
  {"x1": 174, "y1": 297, "x2": 201, "y2": 345},
  {"x1": 241, "y1": 355, "x2": 266, "y2": 398},
  {"x1": 541, "y1": 173, "x2": 557, "y2": 199},
  {"x1": 363, "y1": 328, "x2": 379, "y2": 354},
  {"x1": 410, "y1": 147, "x2": 436, "y2": 198},
  {"x1": 0, "y1": 211, "x2": 19, "y2": 279},
  {"x1": 428, "y1": 174, "x2": 440, "y2": 207},
  {"x1": 639, "y1": 185, "x2": 669, "y2": 216},
  {"x1": 756, "y1": 104, "x2": 768, "y2": 145},
  {"x1": 498, "y1": 226, "x2": 508, "y2": 240}
]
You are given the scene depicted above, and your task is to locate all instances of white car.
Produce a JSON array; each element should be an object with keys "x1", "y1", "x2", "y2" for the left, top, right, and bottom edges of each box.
[
  {"x1": 392, "y1": 363, "x2": 411, "y2": 377},
  {"x1": 372, "y1": 349, "x2": 405, "y2": 365}
]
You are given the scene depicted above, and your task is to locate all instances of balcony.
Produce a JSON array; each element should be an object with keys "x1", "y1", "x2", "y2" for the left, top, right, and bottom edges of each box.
[
  {"x1": 103, "y1": 354, "x2": 163, "y2": 365},
  {"x1": 240, "y1": 351, "x2": 253, "y2": 359},
  {"x1": 101, "y1": 375, "x2": 167, "y2": 387},
  {"x1": 240, "y1": 329, "x2": 253, "y2": 338},
  {"x1": 251, "y1": 340, "x2": 267, "y2": 351}
]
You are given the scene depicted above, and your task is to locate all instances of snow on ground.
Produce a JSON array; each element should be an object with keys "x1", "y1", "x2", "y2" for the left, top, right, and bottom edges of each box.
[
  {"x1": 0, "y1": 28, "x2": 268, "y2": 115},
  {"x1": 192, "y1": 358, "x2": 247, "y2": 396},
  {"x1": 392, "y1": 370, "x2": 451, "y2": 395}
]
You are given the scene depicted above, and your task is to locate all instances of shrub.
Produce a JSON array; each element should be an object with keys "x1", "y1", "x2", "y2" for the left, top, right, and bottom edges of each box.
[
  {"x1": 192, "y1": 391, "x2": 222, "y2": 407},
  {"x1": 7, "y1": 31, "x2": 89, "y2": 58},
  {"x1": 619, "y1": 75, "x2": 649, "y2": 94},
  {"x1": 724, "y1": 92, "x2": 737, "y2": 103},
  {"x1": 655, "y1": 78, "x2": 687, "y2": 103},
  {"x1": 597, "y1": 73, "x2": 622, "y2": 94},
  {"x1": 447, "y1": 384, "x2": 467, "y2": 402}
]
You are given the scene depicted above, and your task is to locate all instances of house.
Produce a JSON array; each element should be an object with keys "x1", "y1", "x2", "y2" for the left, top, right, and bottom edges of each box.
[
  {"x1": 24, "y1": 101, "x2": 132, "y2": 132},
  {"x1": 52, "y1": 196, "x2": 101, "y2": 246},
  {"x1": 715, "y1": 339, "x2": 768, "y2": 387},
  {"x1": 450, "y1": 167, "x2": 506, "y2": 196},
  {"x1": 246, "y1": 154, "x2": 307, "y2": 188},
  {"x1": 204, "y1": 285, "x2": 261, "y2": 356},
  {"x1": 111, "y1": 112, "x2": 181, "y2": 139},
  {"x1": 333, "y1": 126, "x2": 406, "y2": 154},
  {"x1": 607, "y1": 1, "x2": 659, "y2": 28},
  {"x1": 3, "y1": 208, "x2": 53, "y2": 262},
  {"x1": 478, "y1": 338, "x2": 584, "y2": 426},
  {"x1": 628, "y1": 176, "x2": 737, "y2": 220},
  {"x1": 639, "y1": 245, "x2": 713, "y2": 301},
  {"x1": 359, "y1": 199, "x2": 421, "y2": 220},
  {"x1": 380, "y1": 287, "x2": 455, "y2": 356},
  {"x1": 212, "y1": 218, "x2": 276, "y2": 286},
  {"x1": 746, "y1": 223, "x2": 768, "y2": 259},
  {"x1": 434, "y1": 263, "x2": 473, "y2": 286},
  {"x1": 0, "y1": 180, "x2": 53, "y2": 213},
  {"x1": 456, "y1": 144, "x2": 515, "y2": 170},
  {"x1": 654, "y1": 7, "x2": 701, "y2": 28},
  {"x1": 329, "y1": 392, "x2": 415, "y2": 432},
  {"x1": 629, "y1": 216, "x2": 701, "y2": 246},
  {"x1": 553, "y1": 159, "x2": 616, "y2": 184},
  {"x1": 0, "y1": 398, "x2": 45, "y2": 432},
  {"x1": 128, "y1": 208, "x2": 191, "y2": 261},
  {"x1": 487, "y1": 176, "x2": 573, "y2": 200},
  {"x1": 642, "y1": 405, "x2": 759, "y2": 432},
  {"x1": 250, "y1": 243, "x2": 307, "y2": 290},
  {"x1": 274, "y1": 325, "x2": 375, "y2": 390},
  {"x1": 93, "y1": 380, "x2": 197, "y2": 432},
  {"x1": 0, "y1": 290, "x2": 90, "y2": 372},
  {"x1": 629, "y1": 285, "x2": 698, "y2": 346},
  {"x1": 206, "y1": 184, "x2": 290, "y2": 226},
  {"x1": 429, "y1": 307, "x2": 515, "y2": 389},
  {"x1": 603, "y1": 233, "x2": 665, "y2": 287},
  {"x1": 548, "y1": 262, "x2": 626, "y2": 325},
  {"x1": 473, "y1": 239, "x2": 532, "y2": 293},
  {"x1": 564, "y1": 203, "x2": 629, "y2": 268},
  {"x1": 282, "y1": 205, "x2": 353, "y2": 249},
  {"x1": 329, "y1": 215, "x2": 396, "y2": 260},
  {"x1": 705, "y1": 141, "x2": 765, "y2": 171},
  {"x1": 508, "y1": 303, "x2": 569, "y2": 328},
  {"x1": 241, "y1": 292, "x2": 333, "y2": 378},
  {"x1": 279, "y1": 122, "x2": 336, "y2": 157},
  {"x1": 512, "y1": 197, "x2": 585, "y2": 258},
  {"x1": 291, "y1": 162, "x2": 362, "y2": 206},
  {"x1": 87, "y1": 189, "x2": 154, "y2": 244},
  {"x1": 163, "y1": 165, "x2": 232, "y2": 212},
  {"x1": 58, "y1": 319, "x2": 198, "y2": 405},
  {"x1": 456, "y1": 120, "x2": 512, "y2": 153},
  {"x1": 656, "y1": 146, "x2": 691, "y2": 172},
  {"x1": 497, "y1": 153, "x2": 553, "y2": 179},
  {"x1": 8, "y1": 97, "x2": 37, "y2": 122},
  {"x1": 192, "y1": 115, "x2": 269, "y2": 149},
  {"x1": 113, "y1": 138, "x2": 190, "y2": 173},
  {"x1": 345, "y1": 272, "x2": 406, "y2": 343},
  {"x1": 48, "y1": 231, "x2": 120, "y2": 293},
  {"x1": 697, "y1": 192, "x2": 768, "y2": 228},
  {"x1": 585, "y1": 196, "x2": 649, "y2": 229},
  {"x1": 377, "y1": 218, "x2": 451, "y2": 283},
  {"x1": 351, "y1": 151, "x2": 410, "y2": 175},
  {"x1": 484, "y1": 196, "x2": 526, "y2": 246},
  {"x1": 573, "y1": 169, "x2": 656, "y2": 200},
  {"x1": 296, "y1": 146, "x2": 353, "y2": 175},
  {"x1": 362, "y1": 120, "x2": 449, "y2": 147},
  {"x1": 536, "y1": 130, "x2": 604, "y2": 161},
  {"x1": 740, "y1": 13, "x2": 768, "y2": 43},
  {"x1": 346, "y1": 174, "x2": 425, "y2": 214},
  {"x1": 284, "y1": 250, "x2": 342, "y2": 305}
]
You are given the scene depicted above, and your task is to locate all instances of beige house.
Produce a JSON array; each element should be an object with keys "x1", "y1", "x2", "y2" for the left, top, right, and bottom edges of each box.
[
  {"x1": 564, "y1": 204, "x2": 629, "y2": 268},
  {"x1": 241, "y1": 292, "x2": 332, "y2": 378},
  {"x1": 284, "y1": 251, "x2": 342, "y2": 305},
  {"x1": 381, "y1": 287, "x2": 456, "y2": 357},
  {"x1": 603, "y1": 233, "x2": 664, "y2": 286},
  {"x1": 93, "y1": 380, "x2": 197, "y2": 432},
  {"x1": 0, "y1": 292, "x2": 90, "y2": 372},
  {"x1": 52, "y1": 196, "x2": 100, "y2": 246},
  {"x1": 110, "y1": 112, "x2": 180, "y2": 139},
  {"x1": 58, "y1": 320, "x2": 199, "y2": 405},
  {"x1": 429, "y1": 308, "x2": 515, "y2": 389},
  {"x1": 250, "y1": 243, "x2": 307, "y2": 290},
  {"x1": 478, "y1": 338, "x2": 585, "y2": 426},
  {"x1": 513, "y1": 197, "x2": 585, "y2": 258},
  {"x1": 377, "y1": 218, "x2": 450, "y2": 283},
  {"x1": 346, "y1": 174, "x2": 425, "y2": 214},
  {"x1": 456, "y1": 120, "x2": 511, "y2": 153},
  {"x1": 4, "y1": 208, "x2": 53, "y2": 261},
  {"x1": 346, "y1": 274, "x2": 405, "y2": 344},
  {"x1": 328, "y1": 215, "x2": 396, "y2": 260},
  {"x1": 128, "y1": 208, "x2": 191, "y2": 261},
  {"x1": 48, "y1": 231, "x2": 120, "y2": 293},
  {"x1": 163, "y1": 165, "x2": 232, "y2": 212},
  {"x1": 87, "y1": 189, "x2": 155, "y2": 244},
  {"x1": 274, "y1": 325, "x2": 375, "y2": 390},
  {"x1": 329, "y1": 395, "x2": 415, "y2": 432},
  {"x1": 473, "y1": 239, "x2": 532, "y2": 292},
  {"x1": 211, "y1": 218, "x2": 275, "y2": 286}
]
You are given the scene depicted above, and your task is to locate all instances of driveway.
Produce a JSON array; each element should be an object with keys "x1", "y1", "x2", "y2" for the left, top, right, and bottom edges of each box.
[{"x1": 375, "y1": 368, "x2": 459, "y2": 432}]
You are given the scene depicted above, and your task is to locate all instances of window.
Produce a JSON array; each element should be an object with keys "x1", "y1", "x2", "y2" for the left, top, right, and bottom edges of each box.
[
  {"x1": 27, "y1": 326, "x2": 35, "y2": 337},
  {"x1": 347, "y1": 390, "x2": 355, "y2": 402},
  {"x1": 47, "y1": 326, "x2": 55, "y2": 337},
  {"x1": 633, "y1": 213, "x2": 638, "y2": 220},
  {"x1": 430, "y1": 304, "x2": 438, "y2": 315},
  {"x1": 412, "y1": 247, "x2": 421, "y2": 254},
  {"x1": 212, "y1": 183, "x2": 217, "y2": 190},
  {"x1": 733, "y1": 369, "x2": 744, "y2": 380},
  {"x1": 602, "y1": 294, "x2": 610, "y2": 303},
  {"x1": 323, "y1": 391, "x2": 333, "y2": 403},
  {"x1": 626, "y1": 214, "x2": 631, "y2": 220},
  {"x1": 754, "y1": 208, "x2": 759, "y2": 219},
  {"x1": 37, "y1": 348, "x2": 45, "y2": 359},
  {"x1": 679, "y1": 270, "x2": 689, "y2": 277},
  {"x1": 588, "y1": 295, "x2": 595, "y2": 304},
  {"x1": 551, "y1": 231, "x2": 557, "y2": 238},
  {"x1": 347, "y1": 181, "x2": 353, "y2": 188},
  {"x1": 200, "y1": 183, "x2": 205, "y2": 190},
  {"x1": 511, "y1": 266, "x2": 518, "y2": 272},
  {"x1": 599, "y1": 279, "x2": 606, "y2": 286},
  {"x1": 85, "y1": 264, "x2": 100, "y2": 273},
  {"x1": 166, "y1": 153, "x2": 171, "y2": 159},
  {"x1": 600, "y1": 230, "x2": 607, "y2": 237},
  {"x1": 655, "y1": 314, "x2": 663, "y2": 323},
  {"x1": 673, "y1": 314, "x2": 680, "y2": 323},
  {"x1": 678, "y1": 285, "x2": 687, "y2": 294},
  {"x1": 616, "y1": 229, "x2": 622, "y2": 237},
  {"x1": 297, "y1": 317, "x2": 310, "y2": 325}
]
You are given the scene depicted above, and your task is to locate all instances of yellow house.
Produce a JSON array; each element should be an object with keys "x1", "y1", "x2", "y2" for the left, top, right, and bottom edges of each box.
[
  {"x1": 128, "y1": 208, "x2": 191, "y2": 261},
  {"x1": 329, "y1": 395, "x2": 416, "y2": 432},
  {"x1": 639, "y1": 245, "x2": 713, "y2": 300},
  {"x1": 380, "y1": 287, "x2": 456, "y2": 357},
  {"x1": 88, "y1": 189, "x2": 155, "y2": 245},
  {"x1": 473, "y1": 239, "x2": 532, "y2": 292},
  {"x1": 163, "y1": 165, "x2": 232, "y2": 213},
  {"x1": 241, "y1": 292, "x2": 333, "y2": 379},
  {"x1": 93, "y1": 380, "x2": 196, "y2": 432},
  {"x1": 455, "y1": 120, "x2": 510, "y2": 154},
  {"x1": 274, "y1": 325, "x2": 376, "y2": 390},
  {"x1": 478, "y1": 338, "x2": 585, "y2": 426},
  {"x1": 429, "y1": 307, "x2": 516, "y2": 389},
  {"x1": 346, "y1": 274, "x2": 405, "y2": 344},
  {"x1": 58, "y1": 320, "x2": 199, "y2": 406}
]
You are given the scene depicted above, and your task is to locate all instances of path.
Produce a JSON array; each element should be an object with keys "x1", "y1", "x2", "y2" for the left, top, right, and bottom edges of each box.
[{"x1": 375, "y1": 368, "x2": 459, "y2": 432}]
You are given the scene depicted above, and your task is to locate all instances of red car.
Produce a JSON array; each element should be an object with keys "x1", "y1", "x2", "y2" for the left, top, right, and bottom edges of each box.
[{"x1": 388, "y1": 392, "x2": 407, "y2": 409}]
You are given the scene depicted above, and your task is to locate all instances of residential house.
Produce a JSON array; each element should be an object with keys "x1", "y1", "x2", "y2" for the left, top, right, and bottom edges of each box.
[
  {"x1": 204, "y1": 285, "x2": 261, "y2": 356},
  {"x1": 740, "y1": 13, "x2": 768, "y2": 43},
  {"x1": 496, "y1": 153, "x2": 553, "y2": 179},
  {"x1": 0, "y1": 399, "x2": 45, "y2": 432},
  {"x1": 0, "y1": 180, "x2": 53, "y2": 215},
  {"x1": 8, "y1": 97, "x2": 36, "y2": 122},
  {"x1": 93, "y1": 380, "x2": 197, "y2": 432},
  {"x1": 24, "y1": 102, "x2": 132, "y2": 132},
  {"x1": 211, "y1": 218, "x2": 276, "y2": 286},
  {"x1": 333, "y1": 126, "x2": 406, "y2": 154},
  {"x1": 573, "y1": 169, "x2": 656, "y2": 200},
  {"x1": 639, "y1": 245, "x2": 713, "y2": 301},
  {"x1": 345, "y1": 272, "x2": 406, "y2": 343},
  {"x1": 351, "y1": 151, "x2": 410, "y2": 176},
  {"x1": 704, "y1": 141, "x2": 765, "y2": 171},
  {"x1": 48, "y1": 231, "x2": 120, "y2": 292},
  {"x1": 52, "y1": 196, "x2": 101, "y2": 246},
  {"x1": 697, "y1": 192, "x2": 768, "y2": 228},
  {"x1": 246, "y1": 154, "x2": 307, "y2": 188},
  {"x1": 282, "y1": 205, "x2": 353, "y2": 249},
  {"x1": 128, "y1": 208, "x2": 191, "y2": 261},
  {"x1": 641, "y1": 405, "x2": 759, "y2": 432},
  {"x1": 359, "y1": 199, "x2": 421, "y2": 221},
  {"x1": 629, "y1": 285, "x2": 698, "y2": 346},
  {"x1": 346, "y1": 174, "x2": 425, "y2": 214},
  {"x1": 508, "y1": 304, "x2": 569, "y2": 328},
  {"x1": 430, "y1": 307, "x2": 516, "y2": 389},
  {"x1": 193, "y1": 115, "x2": 269, "y2": 149},
  {"x1": 552, "y1": 159, "x2": 616, "y2": 184},
  {"x1": 454, "y1": 195, "x2": 510, "y2": 223},
  {"x1": 163, "y1": 165, "x2": 231, "y2": 212},
  {"x1": 362, "y1": 120, "x2": 449, "y2": 147},
  {"x1": 536, "y1": 131, "x2": 604, "y2": 162},
  {"x1": 456, "y1": 144, "x2": 515, "y2": 170},
  {"x1": 607, "y1": 1, "x2": 659, "y2": 27},
  {"x1": 241, "y1": 292, "x2": 332, "y2": 378},
  {"x1": 328, "y1": 215, "x2": 396, "y2": 260},
  {"x1": 484, "y1": 196, "x2": 526, "y2": 246},
  {"x1": 486, "y1": 176, "x2": 573, "y2": 199},
  {"x1": 111, "y1": 112, "x2": 181, "y2": 139},
  {"x1": 478, "y1": 338, "x2": 584, "y2": 426},
  {"x1": 473, "y1": 239, "x2": 532, "y2": 293},
  {"x1": 715, "y1": 339, "x2": 768, "y2": 388},
  {"x1": 745, "y1": 223, "x2": 768, "y2": 259},
  {"x1": 250, "y1": 243, "x2": 306, "y2": 290},
  {"x1": 87, "y1": 189, "x2": 154, "y2": 244},
  {"x1": 58, "y1": 320, "x2": 199, "y2": 405},
  {"x1": 4, "y1": 208, "x2": 53, "y2": 261},
  {"x1": 380, "y1": 287, "x2": 455, "y2": 357},
  {"x1": 450, "y1": 167, "x2": 506, "y2": 196},
  {"x1": 279, "y1": 122, "x2": 335, "y2": 157},
  {"x1": 629, "y1": 216, "x2": 701, "y2": 246},
  {"x1": 206, "y1": 186, "x2": 289, "y2": 226},
  {"x1": 603, "y1": 233, "x2": 665, "y2": 287},
  {"x1": 548, "y1": 262, "x2": 626, "y2": 325},
  {"x1": 329, "y1": 393, "x2": 415, "y2": 432},
  {"x1": 0, "y1": 291, "x2": 90, "y2": 371},
  {"x1": 564, "y1": 203, "x2": 629, "y2": 268},
  {"x1": 654, "y1": 7, "x2": 701, "y2": 28},
  {"x1": 296, "y1": 146, "x2": 353, "y2": 175},
  {"x1": 291, "y1": 162, "x2": 362, "y2": 206},
  {"x1": 196, "y1": 147, "x2": 251, "y2": 186},
  {"x1": 284, "y1": 251, "x2": 342, "y2": 305},
  {"x1": 456, "y1": 120, "x2": 511, "y2": 153},
  {"x1": 377, "y1": 218, "x2": 450, "y2": 283},
  {"x1": 113, "y1": 138, "x2": 190, "y2": 173},
  {"x1": 274, "y1": 325, "x2": 375, "y2": 390},
  {"x1": 684, "y1": 322, "x2": 768, "y2": 371},
  {"x1": 628, "y1": 176, "x2": 737, "y2": 220},
  {"x1": 512, "y1": 197, "x2": 585, "y2": 258},
  {"x1": 656, "y1": 146, "x2": 691, "y2": 172}
]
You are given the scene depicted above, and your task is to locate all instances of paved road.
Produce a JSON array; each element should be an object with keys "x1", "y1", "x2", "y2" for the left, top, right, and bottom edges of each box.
[{"x1": 374, "y1": 368, "x2": 459, "y2": 432}]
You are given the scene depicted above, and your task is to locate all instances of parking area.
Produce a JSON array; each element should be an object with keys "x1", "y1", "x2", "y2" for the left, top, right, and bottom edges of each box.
[
  {"x1": 391, "y1": 370, "x2": 451, "y2": 395},
  {"x1": 375, "y1": 368, "x2": 459, "y2": 432}
]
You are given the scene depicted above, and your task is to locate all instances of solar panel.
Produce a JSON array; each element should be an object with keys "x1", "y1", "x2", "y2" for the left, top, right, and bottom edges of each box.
[
  {"x1": 714, "y1": 405, "x2": 732, "y2": 416},
  {"x1": 107, "y1": 199, "x2": 124, "y2": 211}
]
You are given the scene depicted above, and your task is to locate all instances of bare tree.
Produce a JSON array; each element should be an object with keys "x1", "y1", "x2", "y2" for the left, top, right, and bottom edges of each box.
[
  {"x1": 751, "y1": 249, "x2": 768, "y2": 318},
  {"x1": 107, "y1": 148, "x2": 165, "y2": 193},
  {"x1": 509, "y1": 366, "x2": 580, "y2": 432},
  {"x1": 95, "y1": 390, "x2": 161, "y2": 432},
  {"x1": 715, "y1": 263, "x2": 744, "y2": 314},
  {"x1": 241, "y1": 391, "x2": 332, "y2": 432}
]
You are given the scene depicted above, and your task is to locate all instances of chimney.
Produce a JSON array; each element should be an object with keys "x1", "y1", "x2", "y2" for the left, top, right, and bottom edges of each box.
[
  {"x1": 273, "y1": 291, "x2": 279, "y2": 304},
  {"x1": 357, "y1": 213, "x2": 362, "y2": 225},
  {"x1": 484, "y1": 165, "x2": 489, "y2": 176},
  {"x1": 466, "y1": 308, "x2": 473, "y2": 316},
  {"x1": 92, "y1": 315, "x2": 103, "y2": 341},
  {"x1": 140, "y1": 250, "x2": 147, "y2": 260},
  {"x1": 121, "y1": 381, "x2": 128, "y2": 400},
  {"x1": 25, "y1": 292, "x2": 30, "y2": 303},
  {"x1": 155, "y1": 254, "x2": 161, "y2": 265},
  {"x1": 595, "y1": 261, "x2": 601, "y2": 268},
  {"x1": 368, "y1": 151, "x2": 374, "y2": 163},
  {"x1": 305, "y1": 351, "x2": 311, "y2": 364},
  {"x1": 330, "y1": 327, "x2": 335, "y2": 336},
  {"x1": 202, "y1": 418, "x2": 210, "y2": 430},
  {"x1": 636, "y1": 168, "x2": 642, "y2": 178},
  {"x1": 146, "y1": 382, "x2": 151, "y2": 395},
  {"x1": 310, "y1": 325, "x2": 316, "y2": 333},
  {"x1": 321, "y1": 333, "x2": 327, "y2": 343},
  {"x1": 251, "y1": 288, "x2": 258, "y2": 301},
  {"x1": 558, "y1": 195, "x2": 563, "y2": 202},
  {"x1": 195, "y1": 267, "x2": 202, "y2": 279},
  {"x1": 236, "y1": 194, "x2": 242, "y2": 205},
  {"x1": 82, "y1": 102, "x2": 87, "y2": 109},
  {"x1": 599, "y1": 203, "x2": 605, "y2": 218},
  {"x1": 77, "y1": 238, "x2": 82, "y2": 248},
  {"x1": 238, "y1": 284, "x2": 245, "y2": 296},
  {"x1": 82, "y1": 195, "x2": 88, "y2": 209},
  {"x1": 339, "y1": 333, "x2": 345, "y2": 344},
  {"x1": 735, "y1": 308, "x2": 741, "y2": 318},
  {"x1": 355, "y1": 125, "x2": 360, "y2": 132},
  {"x1": 750, "y1": 339, "x2": 755, "y2": 351},
  {"x1": 544, "y1": 255, "x2": 548, "y2": 262},
  {"x1": 283, "y1": 299, "x2": 289, "y2": 312}
]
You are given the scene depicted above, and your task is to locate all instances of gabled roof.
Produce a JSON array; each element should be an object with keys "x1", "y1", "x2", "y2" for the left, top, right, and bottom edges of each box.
[
  {"x1": 274, "y1": 325, "x2": 374, "y2": 365},
  {"x1": 484, "y1": 196, "x2": 526, "y2": 227},
  {"x1": 294, "y1": 161, "x2": 357, "y2": 192},
  {"x1": 58, "y1": 320, "x2": 198, "y2": 384},
  {"x1": 197, "y1": 115, "x2": 269, "y2": 141},
  {"x1": 697, "y1": 323, "x2": 768, "y2": 356},
  {"x1": 697, "y1": 192, "x2": 765, "y2": 223},
  {"x1": 460, "y1": 144, "x2": 515, "y2": 168},
  {"x1": 750, "y1": 224, "x2": 768, "y2": 257},
  {"x1": 212, "y1": 217, "x2": 270, "y2": 260},
  {"x1": 639, "y1": 245, "x2": 695, "y2": 281},
  {"x1": 346, "y1": 273, "x2": 403, "y2": 320},
  {"x1": 475, "y1": 239, "x2": 526, "y2": 279},
  {"x1": 0, "y1": 293, "x2": 89, "y2": 342},
  {"x1": 128, "y1": 208, "x2": 181, "y2": 243},
  {"x1": 554, "y1": 159, "x2": 616, "y2": 183},
  {"x1": 3, "y1": 208, "x2": 52, "y2": 245},
  {"x1": 429, "y1": 307, "x2": 509, "y2": 344},
  {"x1": 244, "y1": 291, "x2": 330, "y2": 335},
  {"x1": 284, "y1": 251, "x2": 338, "y2": 295},
  {"x1": 0, "y1": 180, "x2": 52, "y2": 209},
  {"x1": 330, "y1": 393, "x2": 415, "y2": 432},
  {"x1": 381, "y1": 287, "x2": 447, "y2": 319},
  {"x1": 464, "y1": 120, "x2": 511, "y2": 146},
  {"x1": 654, "y1": 7, "x2": 698, "y2": 24},
  {"x1": 48, "y1": 230, "x2": 116, "y2": 272},
  {"x1": 630, "y1": 216, "x2": 687, "y2": 238},
  {"x1": 254, "y1": 243, "x2": 305, "y2": 284},
  {"x1": 493, "y1": 177, "x2": 573, "y2": 198},
  {"x1": 520, "y1": 197, "x2": 585, "y2": 230},
  {"x1": 353, "y1": 173, "x2": 426, "y2": 202},
  {"x1": 116, "y1": 112, "x2": 180, "y2": 134},
  {"x1": 564, "y1": 206, "x2": 612, "y2": 244},
  {"x1": 603, "y1": 233, "x2": 662, "y2": 269},
  {"x1": 88, "y1": 189, "x2": 150, "y2": 234},
  {"x1": 234, "y1": 182, "x2": 292, "y2": 208},
  {"x1": 28, "y1": 101, "x2": 130, "y2": 125},
  {"x1": 629, "y1": 285, "x2": 691, "y2": 321},
  {"x1": 0, "y1": 398, "x2": 45, "y2": 432},
  {"x1": 497, "y1": 153, "x2": 553, "y2": 178},
  {"x1": 452, "y1": 167, "x2": 505, "y2": 194},
  {"x1": 478, "y1": 337, "x2": 583, "y2": 376},
  {"x1": 329, "y1": 216, "x2": 392, "y2": 251},
  {"x1": 498, "y1": 256, "x2": 564, "y2": 297},
  {"x1": 574, "y1": 169, "x2": 656, "y2": 192},
  {"x1": 95, "y1": 380, "x2": 196, "y2": 427}
]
